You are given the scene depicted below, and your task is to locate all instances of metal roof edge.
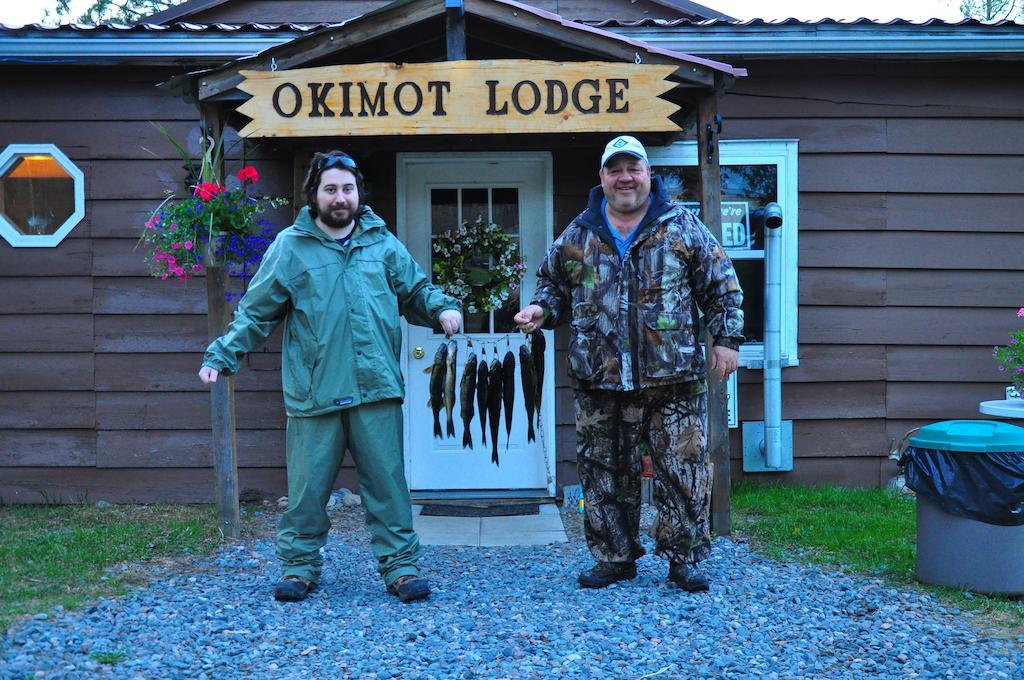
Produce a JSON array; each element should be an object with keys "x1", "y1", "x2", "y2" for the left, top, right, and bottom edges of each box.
[
  {"x1": 8, "y1": 17, "x2": 1022, "y2": 61},
  {"x1": 0, "y1": 31, "x2": 298, "y2": 60},
  {"x1": 607, "y1": 24, "x2": 1024, "y2": 56}
]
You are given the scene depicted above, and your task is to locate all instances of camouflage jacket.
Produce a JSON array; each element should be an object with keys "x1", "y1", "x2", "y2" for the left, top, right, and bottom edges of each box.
[{"x1": 532, "y1": 176, "x2": 744, "y2": 391}]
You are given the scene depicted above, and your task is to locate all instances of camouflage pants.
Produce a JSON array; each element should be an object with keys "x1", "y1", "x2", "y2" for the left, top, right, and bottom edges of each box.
[{"x1": 575, "y1": 385, "x2": 711, "y2": 565}]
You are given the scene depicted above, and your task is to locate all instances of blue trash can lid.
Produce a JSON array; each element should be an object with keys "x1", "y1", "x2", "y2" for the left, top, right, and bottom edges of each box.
[{"x1": 909, "y1": 420, "x2": 1024, "y2": 453}]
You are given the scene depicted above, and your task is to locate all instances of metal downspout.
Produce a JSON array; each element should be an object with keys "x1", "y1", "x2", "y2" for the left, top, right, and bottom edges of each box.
[{"x1": 762, "y1": 202, "x2": 784, "y2": 468}]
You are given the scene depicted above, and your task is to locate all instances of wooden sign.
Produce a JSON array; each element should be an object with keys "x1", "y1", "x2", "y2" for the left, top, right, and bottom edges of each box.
[{"x1": 237, "y1": 60, "x2": 679, "y2": 138}]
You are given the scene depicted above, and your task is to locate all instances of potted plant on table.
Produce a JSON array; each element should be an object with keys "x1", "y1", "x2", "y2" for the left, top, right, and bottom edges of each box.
[{"x1": 993, "y1": 307, "x2": 1024, "y2": 400}]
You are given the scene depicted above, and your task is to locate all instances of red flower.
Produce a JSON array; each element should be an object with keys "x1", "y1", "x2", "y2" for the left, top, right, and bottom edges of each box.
[
  {"x1": 237, "y1": 166, "x2": 259, "y2": 184},
  {"x1": 194, "y1": 181, "x2": 224, "y2": 202}
]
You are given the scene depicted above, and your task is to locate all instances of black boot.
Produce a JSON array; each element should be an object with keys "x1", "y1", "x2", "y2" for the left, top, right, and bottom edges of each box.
[
  {"x1": 387, "y1": 575, "x2": 431, "y2": 603},
  {"x1": 668, "y1": 562, "x2": 709, "y2": 592},
  {"x1": 273, "y1": 576, "x2": 315, "y2": 602},
  {"x1": 578, "y1": 561, "x2": 637, "y2": 589}
]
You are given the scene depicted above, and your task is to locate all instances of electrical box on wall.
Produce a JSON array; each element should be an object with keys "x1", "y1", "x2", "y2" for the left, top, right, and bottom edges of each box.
[{"x1": 742, "y1": 421, "x2": 794, "y2": 472}]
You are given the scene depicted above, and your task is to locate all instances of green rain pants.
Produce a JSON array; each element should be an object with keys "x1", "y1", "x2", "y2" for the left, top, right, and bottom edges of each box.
[{"x1": 276, "y1": 399, "x2": 420, "y2": 587}]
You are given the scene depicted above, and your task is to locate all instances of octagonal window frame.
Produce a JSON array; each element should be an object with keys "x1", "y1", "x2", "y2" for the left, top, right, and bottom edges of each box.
[{"x1": 0, "y1": 144, "x2": 86, "y2": 248}]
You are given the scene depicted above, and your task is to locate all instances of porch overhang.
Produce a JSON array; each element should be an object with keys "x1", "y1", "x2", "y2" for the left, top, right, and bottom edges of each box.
[{"x1": 164, "y1": 0, "x2": 744, "y2": 108}]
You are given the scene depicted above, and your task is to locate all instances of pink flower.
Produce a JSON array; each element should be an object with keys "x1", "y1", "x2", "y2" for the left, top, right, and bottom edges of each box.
[
  {"x1": 184, "y1": 241, "x2": 194, "y2": 251},
  {"x1": 145, "y1": 216, "x2": 158, "y2": 228},
  {"x1": 192, "y1": 264, "x2": 203, "y2": 272},
  {"x1": 161, "y1": 273, "x2": 168, "y2": 280},
  {"x1": 167, "y1": 256, "x2": 177, "y2": 265},
  {"x1": 171, "y1": 243, "x2": 182, "y2": 250},
  {"x1": 154, "y1": 252, "x2": 167, "y2": 262},
  {"x1": 1019, "y1": 308, "x2": 1024, "y2": 318},
  {"x1": 237, "y1": 166, "x2": 259, "y2": 184}
]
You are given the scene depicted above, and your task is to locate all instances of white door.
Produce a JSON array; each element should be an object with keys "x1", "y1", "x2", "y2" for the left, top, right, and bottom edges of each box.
[{"x1": 397, "y1": 153, "x2": 554, "y2": 493}]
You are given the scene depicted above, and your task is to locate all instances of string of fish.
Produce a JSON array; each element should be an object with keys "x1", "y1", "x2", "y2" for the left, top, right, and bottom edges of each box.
[{"x1": 428, "y1": 331, "x2": 545, "y2": 467}]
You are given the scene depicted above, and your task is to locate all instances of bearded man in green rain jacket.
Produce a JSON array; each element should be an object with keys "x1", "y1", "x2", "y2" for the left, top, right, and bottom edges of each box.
[{"x1": 200, "y1": 151, "x2": 462, "y2": 603}]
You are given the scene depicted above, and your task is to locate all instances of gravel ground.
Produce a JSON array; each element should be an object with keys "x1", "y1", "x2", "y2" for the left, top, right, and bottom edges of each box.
[{"x1": 3, "y1": 505, "x2": 1023, "y2": 679}]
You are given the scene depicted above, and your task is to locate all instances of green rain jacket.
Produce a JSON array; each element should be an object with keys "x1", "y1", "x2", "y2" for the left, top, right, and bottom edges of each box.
[{"x1": 202, "y1": 205, "x2": 459, "y2": 417}]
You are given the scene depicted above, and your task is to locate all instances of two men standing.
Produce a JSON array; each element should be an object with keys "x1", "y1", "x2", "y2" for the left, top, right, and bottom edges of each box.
[
  {"x1": 199, "y1": 134, "x2": 741, "y2": 601},
  {"x1": 515, "y1": 135, "x2": 744, "y2": 591}
]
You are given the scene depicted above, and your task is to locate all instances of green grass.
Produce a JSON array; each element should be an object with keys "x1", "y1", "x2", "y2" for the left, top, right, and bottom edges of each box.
[
  {"x1": 90, "y1": 649, "x2": 127, "y2": 665},
  {"x1": 0, "y1": 503, "x2": 257, "y2": 632},
  {"x1": 731, "y1": 482, "x2": 1024, "y2": 638}
]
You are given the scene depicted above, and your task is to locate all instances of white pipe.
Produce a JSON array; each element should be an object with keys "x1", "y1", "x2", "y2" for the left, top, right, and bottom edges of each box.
[{"x1": 763, "y1": 203, "x2": 784, "y2": 469}]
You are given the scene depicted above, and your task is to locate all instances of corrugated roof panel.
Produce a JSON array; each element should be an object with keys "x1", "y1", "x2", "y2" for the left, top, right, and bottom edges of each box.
[
  {"x1": 2, "y1": 17, "x2": 1023, "y2": 33},
  {"x1": 587, "y1": 17, "x2": 1024, "y2": 28}
]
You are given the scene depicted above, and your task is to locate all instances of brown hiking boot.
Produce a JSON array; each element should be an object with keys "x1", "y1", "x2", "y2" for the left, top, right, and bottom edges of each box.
[
  {"x1": 577, "y1": 561, "x2": 637, "y2": 589},
  {"x1": 668, "y1": 562, "x2": 709, "y2": 592}
]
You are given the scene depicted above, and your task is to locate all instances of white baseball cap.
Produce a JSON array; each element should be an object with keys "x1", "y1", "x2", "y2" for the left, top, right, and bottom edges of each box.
[{"x1": 600, "y1": 135, "x2": 648, "y2": 168}]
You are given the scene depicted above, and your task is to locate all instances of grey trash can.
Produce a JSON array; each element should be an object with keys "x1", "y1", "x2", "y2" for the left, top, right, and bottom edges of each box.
[{"x1": 901, "y1": 420, "x2": 1024, "y2": 595}]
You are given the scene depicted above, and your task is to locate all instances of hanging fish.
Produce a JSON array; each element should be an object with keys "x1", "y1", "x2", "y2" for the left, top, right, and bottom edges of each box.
[
  {"x1": 428, "y1": 341, "x2": 448, "y2": 439},
  {"x1": 460, "y1": 352, "x2": 478, "y2": 449},
  {"x1": 519, "y1": 344, "x2": 537, "y2": 442},
  {"x1": 531, "y1": 331, "x2": 545, "y2": 409},
  {"x1": 488, "y1": 356, "x2": 503, "y2": 465},
  {"x1": 502, "y1": 350, "x2": 516, "y2": 446},
  {"x1": 477, "y1": 349, "x2": 490, "y2": 448},
  {"x1": 444, "y1": 339, "x2": 458, "y2": 439}
]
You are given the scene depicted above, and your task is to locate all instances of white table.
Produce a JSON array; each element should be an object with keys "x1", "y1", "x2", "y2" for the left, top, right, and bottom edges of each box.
[{"x1": 979, "y1": 399, "x2": 1024, "y2": 419}]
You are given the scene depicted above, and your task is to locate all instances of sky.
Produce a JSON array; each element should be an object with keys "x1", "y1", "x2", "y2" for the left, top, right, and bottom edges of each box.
[{"x1": 0, "y1": 0, "x2": 968, "y2": 25}]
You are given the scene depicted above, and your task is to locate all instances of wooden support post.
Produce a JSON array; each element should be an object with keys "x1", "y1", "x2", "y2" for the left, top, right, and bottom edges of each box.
[
  {"x1": 696, "y1": 91, "x2": 731, "y2": 536},
  {"x1": 200, "y1": 102, "x2": 240, "y2": 539},
  {"x1": 445, "y1": 0, "x2": 466, "y2": 60}
]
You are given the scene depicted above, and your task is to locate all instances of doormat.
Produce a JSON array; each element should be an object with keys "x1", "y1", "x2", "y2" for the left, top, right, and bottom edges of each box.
[{"x1": 419, "y1": 503, "x2": 540, "y2": 517}]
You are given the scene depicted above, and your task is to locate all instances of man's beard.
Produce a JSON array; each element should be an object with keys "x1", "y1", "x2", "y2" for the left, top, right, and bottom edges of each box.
[{"x1": 319, "y1": 204, "x2": 356, "y2": 231}]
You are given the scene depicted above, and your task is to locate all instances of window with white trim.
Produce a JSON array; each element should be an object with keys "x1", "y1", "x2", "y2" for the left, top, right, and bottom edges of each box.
[
  {"x1": 0, "y1": 144, "x2": 85, "y2": 248},
  {"x1": 648, "y1": 139, "x2": 799, "y2": 367}
]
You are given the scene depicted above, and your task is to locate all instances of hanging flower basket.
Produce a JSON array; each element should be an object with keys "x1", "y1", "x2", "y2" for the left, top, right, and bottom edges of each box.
[
  {"x1": 432, "y1": 215, "x2": 525, "y2": 314},
  {"x1": 137, "y1": 124, "x2": 287, "y2": 299}
]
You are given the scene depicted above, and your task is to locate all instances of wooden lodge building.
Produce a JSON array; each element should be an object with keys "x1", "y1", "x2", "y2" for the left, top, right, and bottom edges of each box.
[{"x1": 1, "y1": 0, "x2": 1022, "y2": 503}]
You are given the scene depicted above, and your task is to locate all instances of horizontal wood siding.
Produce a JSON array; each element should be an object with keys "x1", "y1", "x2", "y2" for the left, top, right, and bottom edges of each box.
[
  {"x1": 2, "y1": 54, "x2": 1022, "y2": 500},
  {"x1": 0, "y1": 65, "x2": 305, "y2": 503},
  {"x1": 722, "y1": 58, "x2": 1024, "y2": 487}
]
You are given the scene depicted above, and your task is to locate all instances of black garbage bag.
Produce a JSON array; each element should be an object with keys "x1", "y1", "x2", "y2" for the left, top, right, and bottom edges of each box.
[{"x1": 901, "y1": 446, "x2": 1024, "y2": 526}]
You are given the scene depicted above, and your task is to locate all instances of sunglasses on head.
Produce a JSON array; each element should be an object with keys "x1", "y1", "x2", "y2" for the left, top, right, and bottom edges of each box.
[{"x1": 317, "y1": 154, "x2": 359, "y2": 173}]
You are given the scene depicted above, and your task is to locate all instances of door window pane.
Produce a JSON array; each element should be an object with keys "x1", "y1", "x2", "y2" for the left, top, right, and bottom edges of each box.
[
  {"x1": 491, "y1": 187, "x2": 520, "y2": 235},
  {"x1": 461, "y1": 188, "x2": 488, "y2": 226},
  {"x1": 430, "y1": 188, "x2": 458, "y2": 236}
]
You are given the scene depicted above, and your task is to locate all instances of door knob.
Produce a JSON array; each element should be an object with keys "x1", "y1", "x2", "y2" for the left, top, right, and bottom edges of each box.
[{"x1": 413, "y1": 347, "x2": 425, "y2": 359}]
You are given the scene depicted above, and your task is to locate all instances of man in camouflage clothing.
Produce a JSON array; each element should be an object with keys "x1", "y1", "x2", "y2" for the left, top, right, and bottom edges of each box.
[{"x1": 515, "y1": 135, "x2": 744, "y2": 592}]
